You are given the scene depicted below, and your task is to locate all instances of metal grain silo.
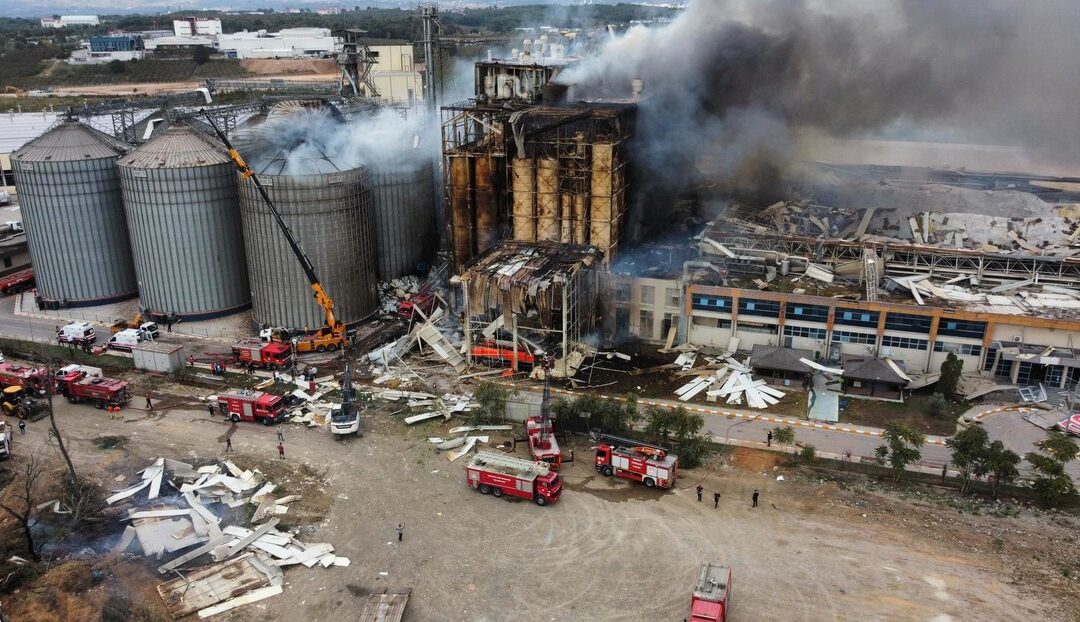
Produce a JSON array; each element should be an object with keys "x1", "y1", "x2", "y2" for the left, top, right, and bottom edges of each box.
[
  {"x1": 238, "y1": 160, "x2": 378, "y2": 331},
  {"x1": 368, "y1": 157, "x2": 437, "y2": 279},
  {"x1": 11, "y1": 118, "x2": 136, "y2": 306},
  {"x1": 118, "y1": 124, "x2": 251, "y2": 320}
]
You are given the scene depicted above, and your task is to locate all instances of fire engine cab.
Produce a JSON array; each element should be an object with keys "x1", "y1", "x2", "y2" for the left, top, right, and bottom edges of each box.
[{"x1": 592, "y1": 432, "x2": 678, "y2": 489}]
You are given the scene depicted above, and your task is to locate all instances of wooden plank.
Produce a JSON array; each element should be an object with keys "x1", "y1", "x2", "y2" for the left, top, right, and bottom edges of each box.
[
  {"x1": 197, "y1": 585, "x2": 283, "y2": 618},
  {"x1": 359, "y1": 589, "x2": 412, "y2": 622}
]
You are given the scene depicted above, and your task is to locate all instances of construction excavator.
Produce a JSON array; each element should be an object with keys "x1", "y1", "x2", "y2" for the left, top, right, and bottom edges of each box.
[{"x1": 204, "y1": 112, "x2": 349, "y2": 354}]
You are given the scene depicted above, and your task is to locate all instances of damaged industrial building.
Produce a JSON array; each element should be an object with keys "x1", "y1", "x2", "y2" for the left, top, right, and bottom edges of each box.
[{"x1": 440, "y1": 46, "x2": 1080, "y2": 425}]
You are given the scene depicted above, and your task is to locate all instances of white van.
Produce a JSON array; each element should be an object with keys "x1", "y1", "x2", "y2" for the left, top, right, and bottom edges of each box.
[
  {"x1": 56, "y1": 322, "x2": 96, "y2": 345},
  {"x1": 55, "y1": 364, "x2": 102, "y2": 379},
  {"x1": 107, "y1": 328, "x2": 144, "y2": 351}
]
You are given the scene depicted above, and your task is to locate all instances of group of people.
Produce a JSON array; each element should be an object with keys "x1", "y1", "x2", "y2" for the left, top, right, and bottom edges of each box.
[{"x1": 695, "y1": 484, "x2": 760, "y2": 508}]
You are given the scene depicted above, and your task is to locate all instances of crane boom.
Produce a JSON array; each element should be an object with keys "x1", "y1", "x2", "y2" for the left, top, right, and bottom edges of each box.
[{"x1": 202, "y1": 112, "x2": 341, "y2": 333}]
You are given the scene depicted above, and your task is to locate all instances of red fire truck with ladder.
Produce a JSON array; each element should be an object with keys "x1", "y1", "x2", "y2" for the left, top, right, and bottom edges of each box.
[
  {"x1": 56, "y1": 369, "x2": 132, "y2": 410},
  {"x1": 689, "y1": 562, "x2": 732, "y2": 622},
  {"x1": 591, "y1": 432, "x2": 678, "y2": 488},
  {"x1": 466, "y1": 451, "x2": 562, "y2": 506},
  {"x1": 526, "y1": 362, "x2": 562, "y2": 469}
]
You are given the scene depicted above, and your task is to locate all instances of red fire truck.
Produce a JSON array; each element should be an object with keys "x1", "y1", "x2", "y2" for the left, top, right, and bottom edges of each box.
[
  {"x1": 0, "y1": 269, "x2": 34, "y2": 296},
  {"x1": 592, "y1": 432, "x2": 678, "y2": 489},
  {"x1": 466, "y1": 451, "x2": 562, "y2": 506},
  {"x1": 215, "y1": 389, "x2": 286, "y2": 425},
  {"x1": 231, "y1": 340, "x2": 292, "y2": 370},
  {"x1": 526, "y1": 415, "x2": 561, "y2": 469},
  {"x1": 396, "y1": 291, "x2": 438, "y2": 320},
  {"x1": 0, "y1": 362, "x2": 49, "y2": 394},
  {"x1": 56, "y1": 370, "x2": 132, "y2": 409},
  {"x1": 690, "y1": 563, "x2": 732, "y2": 622}
]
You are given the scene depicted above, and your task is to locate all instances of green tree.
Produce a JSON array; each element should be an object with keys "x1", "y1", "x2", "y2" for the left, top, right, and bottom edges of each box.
[
  {"x1": 1026, "y1": 431, "x2": 1079, "y2": 507},
  {"x1": 470, "y1": 382, "x2": 513, "y2": 426},
  {"x1": 875, "y1": 421, "x2": 926, "y2": 482},
  {"x1": 927, "y1": 392, "x2": 949, "y2": 418},
  {"x1": 938, "y1": 352, "x2": 964, "y2": 401},
  {"x1": 107, "y1": 59, "x2": 125, "y2": 74},
  {"x1": 192, "y1": 45, "x2": 211, "y2": 65},
  {"x1": 772, "y1": 425, "x2": 796, "y2": 453},
  {"x1": 984, "y1": 440, "x2": 1020, "y2": 498},
  {"x1": 644, "y1": 406, "x2": 676, "y2": 445},
  {"x1": 946, "y1": 425, "x2": 989, "y2": 494}
]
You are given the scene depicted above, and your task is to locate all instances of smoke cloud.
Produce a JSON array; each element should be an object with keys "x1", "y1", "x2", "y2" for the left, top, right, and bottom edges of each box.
[
  {"x1": 559, "y1": 0, "x2": 1080, "y2": 225},
  {"x1": 236, "y1": 106, "x2": 436, "y2": 176}
]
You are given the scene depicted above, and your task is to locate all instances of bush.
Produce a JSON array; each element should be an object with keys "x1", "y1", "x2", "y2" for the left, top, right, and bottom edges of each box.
[
  {"x1": 798, "y1": 444, "x2": 817, "y2": 464},
  {"x1": 107, "y1": 59, "x2": 125, "y2": 74},
  {"x1": 927, "y1": 393, "x2": 949, "y2": 418}
]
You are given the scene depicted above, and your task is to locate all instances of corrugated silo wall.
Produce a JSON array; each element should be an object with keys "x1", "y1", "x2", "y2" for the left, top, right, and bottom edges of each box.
[
  {"x1": 368, "y1": 157, "x2": 436, "y2": 280},
  {"x1": 238, "y1": 167, "x2": 378, "y2": 331},
  {"x1": 12, "y1": 157, "x2": 137, "y2": 304},
  {"x1": 119, "y1": 162, "x2": 251, "y2": 319}
]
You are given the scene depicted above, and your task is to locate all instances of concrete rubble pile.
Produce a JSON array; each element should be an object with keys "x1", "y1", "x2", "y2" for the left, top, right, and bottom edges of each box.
[
  {"x1": 377, "y1": 275, "x2": 422, "y2": 315},
  {"x1": 108, "y1": 457, "x2": 348, "y2": 618}
]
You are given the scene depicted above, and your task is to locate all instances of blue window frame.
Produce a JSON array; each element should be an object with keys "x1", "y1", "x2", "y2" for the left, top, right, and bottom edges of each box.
[
  {"x1": 834, "y1": 307, "x2": 879, "y2": 328},
  {"x1": 884, "y1": 312, "x2": 932, "y2": 334},
  {"x1": 692, "y1": 295, "x2": 732, "y2": 312},
  {"x1": 738, "y1": 298, "x2": 781, "y2": 318},
  {"x1": 937, "y1": 319, "x2": 986, "y2": 339},
  {"x1": 784, "y1": 303, "x2": 830, "y2": 324}
]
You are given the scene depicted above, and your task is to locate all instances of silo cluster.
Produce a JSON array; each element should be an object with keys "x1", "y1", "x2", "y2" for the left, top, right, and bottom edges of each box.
[
  {"x1": 11, "y1": 119, "x2": 138, "y2": 306},
  {"x1": 238, "y1": 160, "x2": 379, "y2": 330},
  {"x1": 10, "y1": 107, "x2": 438, "y2": 331},
  {"x1": 118, "y1": 124, "x2": 251, "y2": 320}
]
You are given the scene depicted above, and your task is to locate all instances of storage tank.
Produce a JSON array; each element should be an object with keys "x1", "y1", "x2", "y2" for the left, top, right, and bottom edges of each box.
[
  {"x1": 238, "y1": 160, "x2": 378, "y2": 331},
  {"x1": 118, "y1": 124, "x2": 250, "y2": 320},
  {"x1": 11, "y1": 118, "x2": 136, "y2": 306},
  {"x1": 368, "y1": 157, "x2": 436, "y2": 280}
]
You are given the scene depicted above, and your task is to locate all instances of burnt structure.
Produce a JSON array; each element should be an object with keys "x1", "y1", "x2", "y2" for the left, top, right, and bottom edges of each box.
[{"x1": 441, "y1": 57, "x2": 635, "y2": 273}]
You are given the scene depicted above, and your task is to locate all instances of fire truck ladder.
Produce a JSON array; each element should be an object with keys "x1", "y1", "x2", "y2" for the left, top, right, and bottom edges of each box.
[
  {"x1": 473, "y1": 451, "x2": 549, "y2": 475},
  {"x1": 590, "y1": 432, "x2": 669, "y2": 455}
]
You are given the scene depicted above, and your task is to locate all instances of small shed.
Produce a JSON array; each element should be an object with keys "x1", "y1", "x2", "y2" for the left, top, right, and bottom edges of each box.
[
  {"x1": 750, "y1": 344, "x2": 815, "y2": 385},
  {"x1": 841, "y1": 355, "x2": 910, "y2": 402},
  {"x1": 131, "y1": 341, "x2": 185, "y2": 374}
]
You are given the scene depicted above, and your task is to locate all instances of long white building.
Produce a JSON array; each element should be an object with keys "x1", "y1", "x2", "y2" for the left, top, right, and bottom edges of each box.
[{"x1": 217, "y1": 28, "x2": 335, "y2": 59}]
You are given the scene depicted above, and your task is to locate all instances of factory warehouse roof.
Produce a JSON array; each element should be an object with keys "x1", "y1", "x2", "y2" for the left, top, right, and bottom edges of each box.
[
  {"x1": 749, "y1": 345, "x2": 815, "y2": 374},
  {"x1": 841, "y1": 355, "x2": 911, "y2": 385}
]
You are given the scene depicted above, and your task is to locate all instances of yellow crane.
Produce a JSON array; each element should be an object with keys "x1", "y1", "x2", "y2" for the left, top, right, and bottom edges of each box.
[{"x1": 204, "y1": 112, "x2": 349, "y2": 353}]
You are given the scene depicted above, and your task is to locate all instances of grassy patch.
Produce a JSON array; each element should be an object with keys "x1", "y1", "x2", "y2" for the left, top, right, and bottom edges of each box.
[
  {"x1": 17, "y1": 58, "x2": 250, "y2": 88},
  {"x1": 840, "y1": 391, "x2": 963, "y2": 436}
]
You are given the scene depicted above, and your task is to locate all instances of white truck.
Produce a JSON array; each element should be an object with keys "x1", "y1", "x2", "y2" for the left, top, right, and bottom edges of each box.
[
  {"x1": 0, "y1": 421, "x2": 11, "y2": 459},
  {"x1": 107, "y1": 328, "x2": 144, "y2": 351}
]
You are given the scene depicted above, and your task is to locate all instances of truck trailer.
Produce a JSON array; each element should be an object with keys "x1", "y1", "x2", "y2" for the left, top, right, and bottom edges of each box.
[
  {"x1": 56, "y1": 370, "x2": 132, "y2": 409},
  {"x1": 466, "y1": 451, "x2": 562, "y2": 506},
  {"x1": 216, "y1": 389, "x2": 286, "y2": 425},
  {"x1": 0, "y1": 362, "x2": 49, "y2": 394}
]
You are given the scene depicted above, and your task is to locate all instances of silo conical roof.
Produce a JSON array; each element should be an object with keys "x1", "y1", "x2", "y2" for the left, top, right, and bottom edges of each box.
[
  {"x1": 119, "y1": 123, "x2": 230, "y2": 169},
  {"x1": 12, "y1": 118, "x2": 129, "y2": 162}
]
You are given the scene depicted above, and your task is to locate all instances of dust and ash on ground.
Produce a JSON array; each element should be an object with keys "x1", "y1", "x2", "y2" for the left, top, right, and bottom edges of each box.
[{"x1": 1, "y1": 378, "x2": 1077, "y2": 622}]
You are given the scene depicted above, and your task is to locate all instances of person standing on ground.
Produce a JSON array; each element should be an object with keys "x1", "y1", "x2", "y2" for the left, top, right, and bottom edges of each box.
[
  {"x1": 225, "y1": 436, "x2": 233, "y2": 453},
  {"x1": 145, "y1": 393, "x2": 153, "y2": 411},
  {"x1": 207, "y1": 402, "x2": 216, "y2": 417},
  {"x1": 767, "y1": 430, "x2": 773, "y2": 447},
  {"x1": 696, "y1": 484, "x2": 703, "y2": 502},
  {"x1": 396, "y1": 524, "x2": 404, "y2": 542},
  {"x1": 277, "y1": 441, "x2": 285, "y2": 460},
  {"x1": 17, "y1": 420, "x2": 25, "y2": 435},
  {"x1": 752, "y1": 489, "x2": 759, "y2": 508},
  {"x1": 276, "y1": 425, "x2": 284, "y2": 443},
  {"x1": 714, "y1": 492, "x2": 721, "y2": 509}
]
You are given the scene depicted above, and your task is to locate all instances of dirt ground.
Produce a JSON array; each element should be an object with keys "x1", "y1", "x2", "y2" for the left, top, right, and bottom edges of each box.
[
  {"x1": 840, "y1": 391, "x2": 965, "y2": 436},
  {"x1": 1, "y1": 385, "x2": 1077, "y2": 621}
]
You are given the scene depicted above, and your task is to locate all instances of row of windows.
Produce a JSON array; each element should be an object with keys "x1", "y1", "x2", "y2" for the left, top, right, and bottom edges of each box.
[
  {"x1": 881, "y1": 335, "x2": 929, "y2": 350},
  {"x1": 937, "y1": 319, "x2": 986, "y2": 339},
  {"x1": 785, "y1": 303, "x2": 830, "y2": 323},
  {"x1": 884, "y1": 312, "x2": 933, "y2": 334},
  {"x1": 832, "y1": 330, "x2": 876, "y2": 345},
  {"x1": 934, "y1": 341, "x2": 982, "y2": 357},
  {"x1": 692, "y1": 295, "x2": 731, "y2": 311},
  {"x1": 739, "y1": 298, "x2": 782, "y2": 318},
  {"x1": 783, "y1": 325, "x2": 827, "y2": 340},
  {"x1": 834, "y1": 307, "x2": 879, "y2": 328}
]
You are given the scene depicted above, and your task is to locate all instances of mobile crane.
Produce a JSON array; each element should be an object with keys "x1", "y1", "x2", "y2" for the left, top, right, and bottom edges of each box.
[
  {"x1": 204, "y1": 112, "x2": 349, "y2": 353},
  {"x1": 330, "y1": 363, "x2": 363, "y2": 437}
]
